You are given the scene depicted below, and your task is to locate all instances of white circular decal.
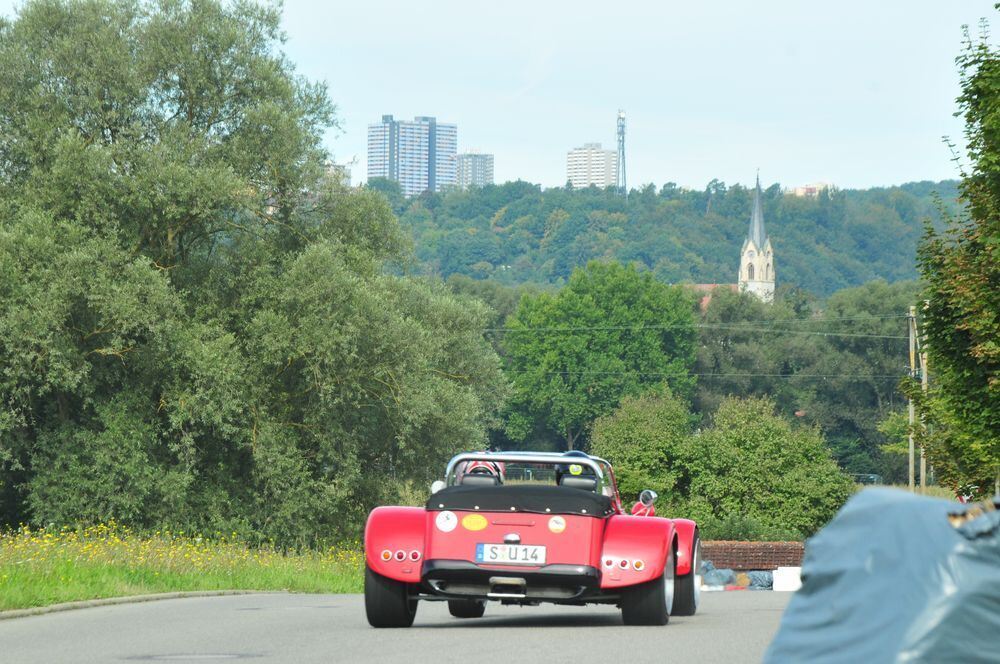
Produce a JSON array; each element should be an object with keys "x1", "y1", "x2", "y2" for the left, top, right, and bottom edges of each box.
[
  {"x1": 548, "y1": 516, "x2": 566, "y2": 534},
  {"x1": 435, "y1": 510, "x2": 458, "y2": 532}
]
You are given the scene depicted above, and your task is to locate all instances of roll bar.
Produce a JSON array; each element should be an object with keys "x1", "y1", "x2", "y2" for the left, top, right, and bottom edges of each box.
[{"x1": 444, "y1": 451, "x2": 606, "y2": 484}]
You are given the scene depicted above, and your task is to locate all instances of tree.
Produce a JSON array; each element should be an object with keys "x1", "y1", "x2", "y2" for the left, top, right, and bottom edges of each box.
[
  {"x1": 592, "y1": 395, "x2": 853, "y2": 540},
  {"x1": 0, "y1": 210, "x2": 202, "y2": 528},
  {"x1": 366, "y1": 177, "x2": 406, "y2": 214},
  {"x1": 915, "y1": 21, "x2": 1000, "y2": 496},
  {"x1": 694, "y1": 282, "x2": 918, "y2": 480},
  {"x1": 817, "y1": 280, "x2": 919, "y2": 475},
  {"x1": 503, "y1": 261, "x2": 696, "y2": 450},
  {"x1": 445, "y1": 275, "x2": 538, "y2": 331},
  {"x1": 0, "y1": 0, "x2": 333, "y2": 268},
  {"x1": 232, "y1": 242, "x2": 507, "y2": 542},
  {"x1": 0, "y1": 0, "x2": 506, "y2": 542},
  {"x1": 876, "y1": 409, "x2": 910, "y2": 483},
  {"x1": 589, "y1": 388, "x2": 692, "y2": 502}
]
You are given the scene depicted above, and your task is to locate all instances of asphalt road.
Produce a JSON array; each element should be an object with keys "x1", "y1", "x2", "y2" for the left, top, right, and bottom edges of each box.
[{"x1": 0, "y1": 591, "x2": 791, "y2": 664}]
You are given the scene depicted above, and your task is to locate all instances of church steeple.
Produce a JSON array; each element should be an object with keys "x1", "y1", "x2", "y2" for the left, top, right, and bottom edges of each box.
[
  {"x1": 738, "y1": 172, "x2": 775, "y2": 303},
  {"x1": 748, "y1": 173, "x2": 768, "y2": 249}
]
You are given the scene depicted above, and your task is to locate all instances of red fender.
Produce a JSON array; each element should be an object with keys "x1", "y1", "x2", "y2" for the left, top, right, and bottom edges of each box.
[
  {"x1": 599, "y1": 514, "x2": 676, "y2": 589},
  {"x1": 671, "y1": 518, "x2": 698, "y2": 576},
  {"x1": 364, "y1": 506, "x2": 426, "y2": 583}
]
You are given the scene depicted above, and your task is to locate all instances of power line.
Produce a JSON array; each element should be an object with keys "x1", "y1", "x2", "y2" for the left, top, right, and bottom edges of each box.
[
  {"x1": 486, "y1": 323, "x2": 908, "y2": 340},
  {"x1": 503, "y1": 369, "x2": 904, "y2": 381},
  {"x1": 699, "y1": 325, "x2": 907, "y2": 340},
  {"x1": 711, "y1": 314, "x2": 910, "y2": 323},
  {"x1": 487, "y1": 313, "x2": 910, "y2": 329}
]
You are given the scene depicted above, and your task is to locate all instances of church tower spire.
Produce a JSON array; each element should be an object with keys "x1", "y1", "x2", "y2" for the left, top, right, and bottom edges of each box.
[
  {"x1": 738, "y1": 174, "x2": 775, "y2": 302},
  {"x1": 749, "y1": 172, "x2": 767, "y2": 249}
]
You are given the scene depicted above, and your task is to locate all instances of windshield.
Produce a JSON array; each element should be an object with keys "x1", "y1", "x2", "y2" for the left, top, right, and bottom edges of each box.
[{"x1": 446, "y1": 453, "x2": 621, "y2": 509}]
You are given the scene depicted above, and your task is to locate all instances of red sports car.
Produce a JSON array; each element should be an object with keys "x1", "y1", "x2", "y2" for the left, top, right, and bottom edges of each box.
[{"x1": 364, "y1": 451, "x2": 702, "y2": 627}]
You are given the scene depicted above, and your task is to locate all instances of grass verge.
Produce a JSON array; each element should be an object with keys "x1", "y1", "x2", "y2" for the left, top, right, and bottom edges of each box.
[
  {"x1": 0, "y1": 523, "x2": 363, "y2": 611},
  {"x1": 882, "y1": 484, "x2": 956, "y2": 499}
]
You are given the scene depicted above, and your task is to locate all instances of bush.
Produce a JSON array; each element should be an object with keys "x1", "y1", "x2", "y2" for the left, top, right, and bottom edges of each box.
[
  {"x1": 590, "y1": 387, "x2": 692, "y2": 503},
  {"x1": 592, "y1": 394, "x2": 853, "y2": 540},
  {"x1": 695, "y1": 514, "x2": 801, "y2": 542}
]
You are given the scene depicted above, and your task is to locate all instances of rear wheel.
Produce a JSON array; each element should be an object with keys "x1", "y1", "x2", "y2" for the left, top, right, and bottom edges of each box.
[
  {"x1": 365, "y1": 566, "x2": 418, "y2": 628},
  {"x1": 621, "y1": 545, "x2": 675, "y2": 626},
  {"x1": 448, "y1": 599, "x2": 486, "y2": 618},
  {"x1": 672, "y1": 532, "x2": 701, "y2": 616}
]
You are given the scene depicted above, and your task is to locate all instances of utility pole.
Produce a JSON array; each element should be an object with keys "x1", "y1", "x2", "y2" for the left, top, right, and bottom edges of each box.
[
  {"x1": 908, "y1": 305, "x2": 917, "y2": 493},
  {"x1": 920, "y1": 347, "x2": 928, "y2": 494},
  {"x1": 917, "y1": 299, "x2": 930, "y2": 493}
]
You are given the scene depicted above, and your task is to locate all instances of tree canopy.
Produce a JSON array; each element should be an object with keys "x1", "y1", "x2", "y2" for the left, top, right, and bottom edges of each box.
[
  {"x1": 445, "y1": 270, "x2": 918, "y2": 479},
  {"x1": 695, "y1": 281, "x2": 919, "y2": 480},
  {"x1": 592, "y1": 394, "x2": 853, "y2": 540},
  {"x1": 502, "y1": 261, "x2": 696, "y2": 450},
  {"x1": 0, "y1": 0, "x2": 505, "y2": 542},
  {"x1": 915, "y1": 23, "x2": 1000, "y2": 496},
  {"x1": 390, "y1": 178, "x2": 958, "y2": 297}
]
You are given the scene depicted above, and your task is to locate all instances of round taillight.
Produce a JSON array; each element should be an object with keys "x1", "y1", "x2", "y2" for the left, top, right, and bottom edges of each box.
[
  {"x1": 618, "y1": 559, "x2": 629, "y2": 570},
  {"x1": 395, "y1": 550, "x2": 406, "y2": 561},
  {"x1": 409, "y1": 550, "x2": 421, "y2": 562},
  {"x1": 604, "y1": 558, "x2": 614, "y2": 568},
  {"x1": 380, "y1": 549, "x2": 392, "y2": 561},
  {"x1": 633, "y1": 559, "x2": 645, "y2": 571}
]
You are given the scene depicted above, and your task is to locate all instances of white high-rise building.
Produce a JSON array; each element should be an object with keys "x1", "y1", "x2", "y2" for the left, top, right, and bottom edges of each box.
[
  {"x1": 566, "y1": 143, "x2": 618, "y2": 189},
  {"x1": 457, "y1": 153, "x2": 494, "y2": 188},
  {"x1": 367, "y1": 115, "x2": 457, "y2": 197}
]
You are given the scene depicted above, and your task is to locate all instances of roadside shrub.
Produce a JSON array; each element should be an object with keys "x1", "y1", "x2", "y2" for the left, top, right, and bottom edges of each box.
[
  {"x1": 590, "y1": 387, "x2": 692, "y2": 503},
  {"x1": 695, "y1": 514, "x2": 801, "y2": 542},
  {"x1": 592, "y1": 395, "x2": 853, "y2": 540}
]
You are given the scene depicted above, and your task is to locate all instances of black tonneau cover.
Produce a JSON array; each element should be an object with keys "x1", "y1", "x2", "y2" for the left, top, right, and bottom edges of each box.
[{"x1": 427, "y1": 485, "x2": 614, "y2": 517}]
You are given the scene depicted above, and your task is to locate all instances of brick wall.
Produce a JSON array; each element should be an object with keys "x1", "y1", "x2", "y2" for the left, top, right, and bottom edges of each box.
[{"x1": 702, "y1": 540, "x2": 804, "y2": 571}]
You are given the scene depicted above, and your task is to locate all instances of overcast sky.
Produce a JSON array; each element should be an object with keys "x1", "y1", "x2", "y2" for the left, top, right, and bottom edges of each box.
[{"x1": 3, "y1": 0, "x2": 997, "y2": 189}]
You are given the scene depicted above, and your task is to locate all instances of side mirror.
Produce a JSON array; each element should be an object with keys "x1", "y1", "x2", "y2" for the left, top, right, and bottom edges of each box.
[
  {"x1": 430, "y1": 480, "x2": 446, "y2": 494},
  {"x1": 639, "y1": 489, "x2": 658, "y2": 507}
]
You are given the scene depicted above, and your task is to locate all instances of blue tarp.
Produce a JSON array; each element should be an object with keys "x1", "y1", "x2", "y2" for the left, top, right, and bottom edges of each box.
[{"x1": 765, "y1": 488, "x2": 1000, "y2": 663}]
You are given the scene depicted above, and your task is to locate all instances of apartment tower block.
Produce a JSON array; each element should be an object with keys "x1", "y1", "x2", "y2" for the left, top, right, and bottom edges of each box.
[
  {"x1": 566, "y1": 143, "x2": 618, "y2": 189},
  {"x1": 457, "y1": 153, "x2": 494, "y2": 188},
  {"x1": 367, "y1": 115, "x2": 457, "y2": 196}
]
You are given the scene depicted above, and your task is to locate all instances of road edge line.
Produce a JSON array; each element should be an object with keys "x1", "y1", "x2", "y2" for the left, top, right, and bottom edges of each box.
[{"x1": 0, "y1": 590, "x2": 286, "y2": 620}]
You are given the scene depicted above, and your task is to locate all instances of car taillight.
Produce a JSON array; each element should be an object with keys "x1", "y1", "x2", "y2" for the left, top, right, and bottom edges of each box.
[
  {"x1": 395, "y1": 550, "x2": 406, "y2": 561},
  {"x1": 632, "y1": 559, "x2": 645, "y2": 571},
  {"x1": 604, "y1": 558, "x2": 614, "y2": 568},
  {"x1": 380, "y1": 549, "x2": 392, "y2": 561},
  {"x1": 618, "y1": 559, "x2": 629, "y2": 570},
  {"x1": 409, "y1": 550, "x2": 421, "y2": 562}
]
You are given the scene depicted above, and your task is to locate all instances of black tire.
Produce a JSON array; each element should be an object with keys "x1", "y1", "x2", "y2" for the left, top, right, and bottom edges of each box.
[
  {"x1": 672, "y1": 532, "x2": 701, "y2": 616},
  {"x1": 364, "y1": 565, "x2": 418, "y2": 628},
  {"x1": 447, "y1": 599, "x2": 486, "y2": 618},
  {"x1": 621, "y1": 545, "x2": 675, "y2": 626}
]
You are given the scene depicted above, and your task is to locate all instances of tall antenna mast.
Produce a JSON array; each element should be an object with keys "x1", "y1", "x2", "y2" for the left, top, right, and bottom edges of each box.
[{"x1": 616, "y1": 110, "x2": 627, "y2": 200}]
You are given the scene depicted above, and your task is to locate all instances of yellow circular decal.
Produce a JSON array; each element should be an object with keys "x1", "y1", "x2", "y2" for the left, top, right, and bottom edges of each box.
[
  {"x1": 548, "y1": 516, "x2": 567, "y2": 534},
  {"x1": 462, "y1": 513, "x2": 488, "y2": 531},
  {"x1": 569, "y1": 464, "x2": 583, "y2": 476}
]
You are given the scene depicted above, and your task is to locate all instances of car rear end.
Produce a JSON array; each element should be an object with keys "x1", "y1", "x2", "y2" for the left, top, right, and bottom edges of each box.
[{"x1": 422, "y1": 483, "x2": 614, "y2": 603}]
